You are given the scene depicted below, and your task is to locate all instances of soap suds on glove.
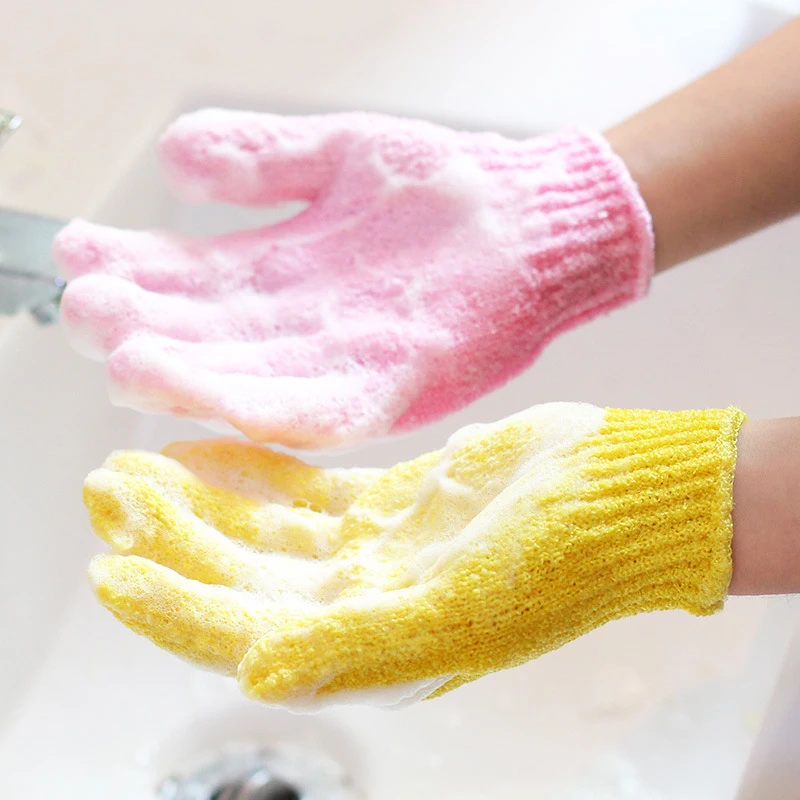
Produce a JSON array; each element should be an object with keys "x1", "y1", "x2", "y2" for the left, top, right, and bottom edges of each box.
[{"x1": 55, "y1": 109, "x2": 653, "y2": 449}]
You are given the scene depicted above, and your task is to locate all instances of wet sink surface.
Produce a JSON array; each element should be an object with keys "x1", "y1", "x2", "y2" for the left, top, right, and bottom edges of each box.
[{"x1": 1, "y1": 101, "x2": 799, "y2": 798}]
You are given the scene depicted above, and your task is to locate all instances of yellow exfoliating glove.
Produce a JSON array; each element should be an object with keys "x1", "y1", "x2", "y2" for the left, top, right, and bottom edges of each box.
[{"x1": 84, "y1": 403, "x2": 745, "y2": 709}]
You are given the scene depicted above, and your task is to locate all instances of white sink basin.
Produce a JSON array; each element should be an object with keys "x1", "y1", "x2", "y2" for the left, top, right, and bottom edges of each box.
[{"x1": 2, "y1": 100, "x2": 799, "y2": 799}]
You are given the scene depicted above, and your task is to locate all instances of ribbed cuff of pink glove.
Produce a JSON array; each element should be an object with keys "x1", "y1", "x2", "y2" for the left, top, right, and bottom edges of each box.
[{"x1": 519, "y1": 127, "x2": 654, "y2": 315}]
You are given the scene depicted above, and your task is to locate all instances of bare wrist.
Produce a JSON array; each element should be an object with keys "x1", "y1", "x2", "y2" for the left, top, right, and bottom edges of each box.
[{"x1": 730, "y1": 418, "x2": 800, "y2": 595}]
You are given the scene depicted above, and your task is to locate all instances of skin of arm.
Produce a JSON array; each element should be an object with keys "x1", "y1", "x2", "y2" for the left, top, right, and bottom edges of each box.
[
  {"x1": 604, "y1": 17, "x2": 800, "y2": 273},
  {"x1": 730, "y1": 419, "x2": 800, "y2": 596}
]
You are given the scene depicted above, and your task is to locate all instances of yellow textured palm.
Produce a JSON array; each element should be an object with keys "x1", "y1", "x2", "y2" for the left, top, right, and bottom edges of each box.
[{"x1": 85, "y1": 403, "x2": 744, "y2": 709}]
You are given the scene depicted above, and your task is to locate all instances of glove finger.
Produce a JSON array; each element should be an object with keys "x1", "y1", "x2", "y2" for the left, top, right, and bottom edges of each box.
[
  {"x1": 84, "y1": 466, "x2": 326, "y2": 598},
  {"x1": 105, "y1": 335, "x2": 403, "y2": 448},
  {"x1": 158, "y1": 109, "x2": 375, "y2": 206},
  {"x1": 161, "y1": 439, "x2": 382, "y2": 518},
  {"x1": 54, "y1": 220, "x2": 203, "y2": 289},
  {"x1": 89, "y1": 553, "x2": 280, "y2": 675},
  {"x1": 237, "y1": 595, "x2": 455, "y2": 707},
  {"x1": 60, "y1": 274, "x2": 250, "y2": 360},
  {"x1": 100, "y1": 446, "x2": 367, "y2": 557}
]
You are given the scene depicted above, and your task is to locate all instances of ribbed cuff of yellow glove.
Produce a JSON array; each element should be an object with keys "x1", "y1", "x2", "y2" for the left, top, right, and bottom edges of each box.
[
  {"x1": 421, "y1": 406, "x2": 749, "y2": 700},
  {"x1": 555, "y1": 406, "x2": 746, "y2": 620}
]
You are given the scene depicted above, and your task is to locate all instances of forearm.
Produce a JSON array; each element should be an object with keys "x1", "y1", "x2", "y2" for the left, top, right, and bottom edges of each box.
[
  {"x1": 605, "y1": 18, "x2": 800, "y2": 273},
  {"x1": 730, "y1": 417, "x2": 800, "y2": 595}
]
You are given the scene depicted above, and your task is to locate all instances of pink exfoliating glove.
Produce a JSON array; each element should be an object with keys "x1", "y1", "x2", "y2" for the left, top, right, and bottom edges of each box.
[{"x1": 54, "y1": 110, "x2": 653, "y2": 449}]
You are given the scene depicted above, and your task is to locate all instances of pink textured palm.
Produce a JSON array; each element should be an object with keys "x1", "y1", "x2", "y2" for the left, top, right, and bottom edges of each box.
[{"x1": 54, "y1": 110, "x2": 653, "y2": 448}]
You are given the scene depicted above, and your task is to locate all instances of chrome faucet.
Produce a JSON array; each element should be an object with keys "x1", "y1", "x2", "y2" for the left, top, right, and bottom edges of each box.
[{"x1": 0, "y1": 111, "x2": 67, "y2": 324}]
